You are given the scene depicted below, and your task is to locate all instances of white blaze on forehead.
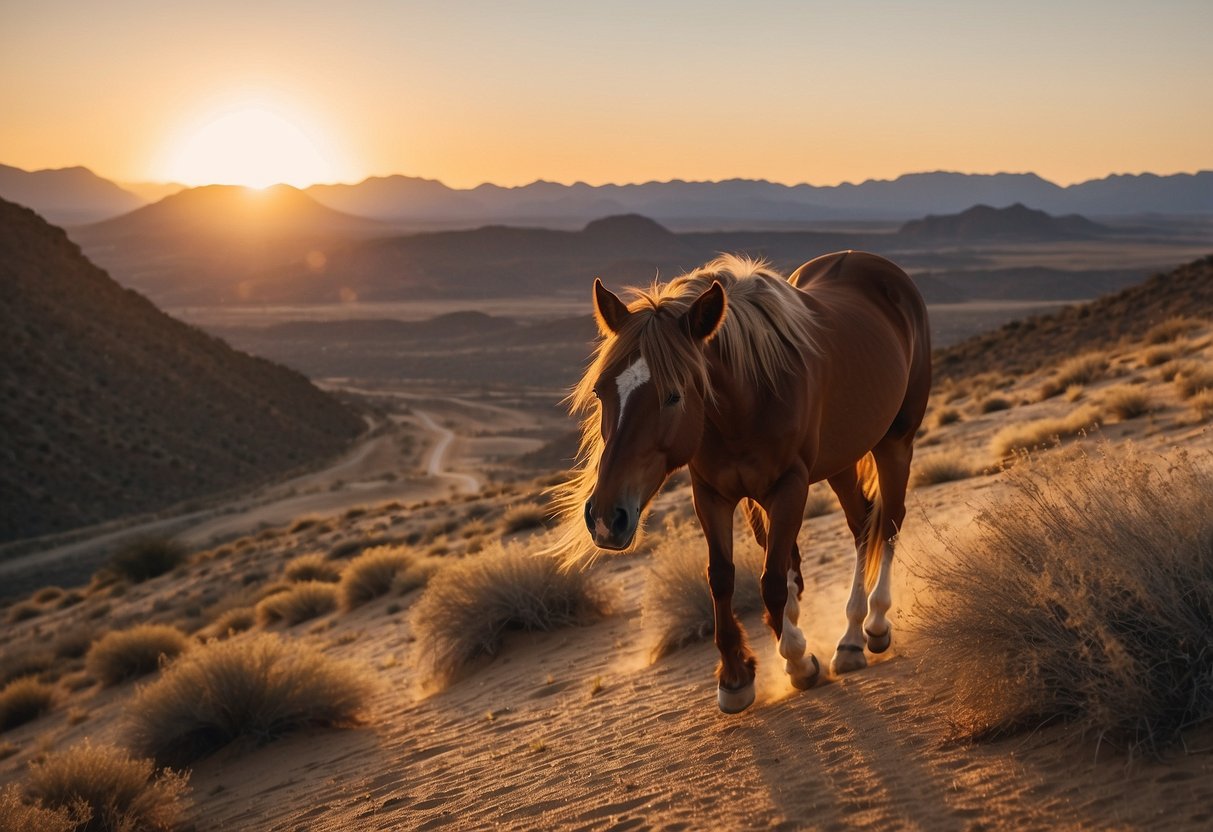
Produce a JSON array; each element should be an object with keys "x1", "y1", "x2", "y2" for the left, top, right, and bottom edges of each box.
[{"x1": 615, "y1": 357, "x2": 651, "y2": 428}]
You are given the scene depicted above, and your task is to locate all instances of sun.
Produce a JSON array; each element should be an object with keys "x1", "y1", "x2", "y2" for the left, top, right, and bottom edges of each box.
[{"x1": 157, "y1": 103, "x2": 349, "y2": 189}]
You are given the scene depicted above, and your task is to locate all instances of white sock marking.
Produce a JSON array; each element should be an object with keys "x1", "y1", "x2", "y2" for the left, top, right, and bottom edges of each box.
[
  {"x1": 615, "y1": 357, "x2": 650, "y2": 429},
  {"x1": 779, "y1": 568, "x2": 809, "y2": 670}
]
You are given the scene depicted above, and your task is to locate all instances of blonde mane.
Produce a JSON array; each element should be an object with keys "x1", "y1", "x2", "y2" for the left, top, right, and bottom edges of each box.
[{"x1": 550, "y1": 254, "x2": 820, "y2": 567}]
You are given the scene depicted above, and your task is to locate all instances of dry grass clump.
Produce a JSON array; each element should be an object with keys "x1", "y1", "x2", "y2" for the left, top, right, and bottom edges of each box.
[
  {"x1": 107, "y1": 537, "x2": 187, "y2": 583},
  {"x1": 52, "y1": 626, "x2": 95, "y2": 660},
  {"x1": 255, "y1": 581, "x2": 338, "y2": 626},
  {"x1": 979, "y1": 395, "x2": 1013, "y2": 413},
  {"x1": 911, "y1": 450, "x2": 981, "y2": 487},
  {"x1": 911, "y1": 445, "x2": 1213, "y2": 755},
  {"x1": 392, "y1": 557, "x2": 442, "y2": 596},
  {"x1": 0, "y1": 677, "x2": 56, "y2": 731},
  {"x1": 28, "y1": 740, "x2": 188, "y2": 832},
  {"x1": 85, "y1": 625, "x2": 190, "y2": 686},
  {"x1": 642, "y1": 537, "x2": 763, "y2": 658},
  {"x1": 1172, "y1": 361, "x2": 1213, "y2": 399},
  {"x1": 1189, "y1": 389, "x2": 1213, "y2": 423},
  {"x1": 128, "y1": 633, "x2": 376, "y2": 766},
  {"x1": 803, "y1": 482, "x2": 837, "y2": 518},
  {"x1": 501, "y1": 504, "x2": 549, "y2": 534},
  {"x1": 6, "y1": 601, "x2": 43, "y2": 623},
  {"x1": 991, "y1": 405, "x2": 1100, "y2": 458},
  {"x1": 283, "y1": 554, "x2": 341, "y2": 583},
  {"x1": 933, "y1": 407, "x2": 962, "y2": 427},
  {"x1": 32, "y1": 586, "x2": 64, "y2": 604},
  {"x1": 411, "y1": 545, "x2": 604, "y2": 684},
  {"x1": 1141, "y1": 344, "x2": 1180, "y2": 367},
  {"x1": 1101, "y1": 385, "x2": 1152, "y2": 420},
  {"x1": 1039, "y1": 352, "x2": 1107, "y2": 399},
  {"x1": 0, "y1": 784, "x2": 81, "y2": 832},
  {"x1": 1144, "y1": 316, "x2": 1202, "y2": 344},
  {"x1": 339, "y1": 546, "x2": 414, "y2": 609}
]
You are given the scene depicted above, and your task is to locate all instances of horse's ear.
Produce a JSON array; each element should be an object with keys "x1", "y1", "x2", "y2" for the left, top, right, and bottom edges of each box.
[
  {"x1": 593, "y1": 278, "x2": 630, "y2": 336},
  {"x1": 682, "y1": 281, "x2": 727, "y2": 342}
]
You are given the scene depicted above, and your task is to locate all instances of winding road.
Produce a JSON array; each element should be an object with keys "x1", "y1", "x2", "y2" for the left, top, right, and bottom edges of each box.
[{"x1": 414, "y1": 409, "x2": 481, "y2": 493}]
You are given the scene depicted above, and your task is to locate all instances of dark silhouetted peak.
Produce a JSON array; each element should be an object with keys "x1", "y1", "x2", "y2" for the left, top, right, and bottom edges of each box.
[
  {"x1": 582, "y1": 213, "x2": 674, "y2": 240},
  {"x1": 898, "y1": 203, "x2": 1108, "y2": 240}
]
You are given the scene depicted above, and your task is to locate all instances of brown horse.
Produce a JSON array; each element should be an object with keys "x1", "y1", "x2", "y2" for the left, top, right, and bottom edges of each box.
[{"x1": 554, "y1": 251, "x2": 931, "y2": 713}]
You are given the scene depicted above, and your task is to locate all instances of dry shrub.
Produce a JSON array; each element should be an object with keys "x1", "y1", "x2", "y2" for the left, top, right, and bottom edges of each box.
[
  {"x1": 912, "y1": 450, "x2": 980, "y2": 487},
  {"x1": 910, "y1": 445, "x2": 1213, "y2": 755},
  {"x1": 1141, "y1": 344, "x2": 1178, "y2": 367},
  {"x1": 339, "y1": 546, "x2": 414, "y2": 609},
  {"x1": 7, "y1": 601, "x2": 43, "y2": 623},
  {"x1": 128, "y1": 633, "x2": 376, "y2": 766},
  {"x1": 283, "y1": 554, "x2": 341, "y2": 583},
  {"x1": 392, "y1": 557, "x2": 442, "y2": 596},
  {"x1": 107, "y1": 538, "x2": 186, "y2": 583},
  {"x1": 1173, "y1": 362, "x2": 1213, "y2": 399},
  {"x1": 85, "y1": 625, "x2": 190, "y2": 686},
  {"x1": 33, "y1": 586, "x2": 64, "y2": 604},
  {"x1": 1190, "y1": 389, "x2": 1213, "y2": 423},
  {"x1": 979, "y1": 395, "x2": 1012, "y2": 414},
  {"x1": 1039, "y1": 352, "x2": 1107, "y2": 399},
  {"x1": 991, "y1": 405, "x2": 1101, "y2": 458},
  {"x1": 1144, "y1": 316, "x2": 1201, "y2": 344},
  {"x1": 411, "y1": 545, "x2": 603, "y2": 684},
  {"x1": 501, "y1": 504, "x2": 548, "y2": 534},
  {"x1": 642, "y1": 536, "x2": 762, "y2": 658},
  {"x1": 1101, "y1": 385, "x2": 1151, "y2": 420},
  {"x1": 255, "y1": 581, "x2": 338, "y2": 626},
  {"x1": 207, "y1": 607, "x2": 256, "y2": 638},
  {"x1": 0, "y1": 784, "x2": 82, "y2": 832},
  {"x1": 327, "y1": 536, "x2": 397, "y2": 561},
  {"x1": 803, "y1": 482, "x2": 837, "y2": 518},
  {"x1": 28, "y1": 740, "x2": 188, "y2": 832},
  {"x1": 0, "y1": 677, "x2": 56, "y2": 731},
  {"x1": 0, "y1": 647, "x2": 54, "y2": 685},
  {"x1": 933, "y1": 407, "x2": 962, "y2": 427}
]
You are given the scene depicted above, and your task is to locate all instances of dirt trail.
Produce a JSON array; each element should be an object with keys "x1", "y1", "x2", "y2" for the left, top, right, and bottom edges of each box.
[{"x1": 414, "y1": 409, "x2": 481, "y2": 493}]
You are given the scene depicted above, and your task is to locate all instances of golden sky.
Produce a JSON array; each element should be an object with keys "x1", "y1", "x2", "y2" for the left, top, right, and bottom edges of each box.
[{"x1": 2, "y1": 1, "x2": 1210, "y2": 189}]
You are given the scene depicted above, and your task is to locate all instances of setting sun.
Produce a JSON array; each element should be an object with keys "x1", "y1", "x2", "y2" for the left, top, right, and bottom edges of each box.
[{"x1": 157, "y1": 104, "x2": 348, "y2": 189}]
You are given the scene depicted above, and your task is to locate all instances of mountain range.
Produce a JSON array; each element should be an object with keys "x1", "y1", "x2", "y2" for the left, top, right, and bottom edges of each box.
[
  {"x1": 0, "y1": 196, "x2": 364, "y2": 543},
  {"x1": 2, "y1": 163, "x2": 1210, "y2": 228}
]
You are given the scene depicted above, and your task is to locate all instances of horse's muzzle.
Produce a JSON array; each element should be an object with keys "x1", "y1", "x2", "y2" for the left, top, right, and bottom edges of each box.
[{"x1": 584, "y1": 500, "x2": 637, "y2": 550}]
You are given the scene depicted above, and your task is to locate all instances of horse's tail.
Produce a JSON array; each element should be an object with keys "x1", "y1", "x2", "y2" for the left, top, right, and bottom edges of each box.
[
  {"x1": 743, "y1": 498, "x2": 767, "y2": 549},
  {"x1": 856, "y1": 453, "x2": 884, "y2": 594}
]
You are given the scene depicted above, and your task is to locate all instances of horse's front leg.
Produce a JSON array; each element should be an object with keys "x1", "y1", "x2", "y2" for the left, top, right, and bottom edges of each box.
[
  {"x1": 759, "y1": 473, "x2": 821, "y2": 690},
  {"x1": 693, "y1": 481, "x2": 756, "y2": 713}
]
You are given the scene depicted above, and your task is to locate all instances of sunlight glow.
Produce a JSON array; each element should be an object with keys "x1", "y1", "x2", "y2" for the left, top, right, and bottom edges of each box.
[{"x1": 158, "y1": 103, "x2": 347, "y2": 189}]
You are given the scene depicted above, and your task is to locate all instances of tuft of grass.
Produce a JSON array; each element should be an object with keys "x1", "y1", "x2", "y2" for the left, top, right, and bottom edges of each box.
[
  {"x1": 910, "y1": 445, "x2": 1213, "y2": 755},
  {"x1": 0, "y1": 647, "x2": 54, "y2": 686},
  {"x1": 28, "y1": 740, "x2": 188, "y2": 832},
  {"x1": 1173, "y1": 362, "x2": 1213, "y2": 399},
  {"x1": 32, "y1": 586, "x2": 64, "y2": 604},
  {"x1": 283, "y1": 554, "x2": 341, "y2": 583},
  {"x1": 128, "y1": 633, "x2": 376, "y2": 766},
  {"x1": 501, "y1": 504, "x2": 549, "y2": 534},
  {"x1": 1039, "y1": 352, "x2": 1108, "y2": 399},
  {"x1": 1190, "y1": 389, "x2": 1213, "y2": 423},
  {"x1": 392, "y1": 557, "x2": 442, "y2": 596},
  {"x1": 911, "y1": 450, "x2": 981, "y2": 487},
  {"x1": 803, "y1": 483, "x2": 838, "y2": 518},
  {"x1": 933, "y1": 407, "x2": 962, "y2": 427},
  {"x1": 991, "y1": 405, "x2": 1101, "y2": 458},
  {"x1": 642, "y1": 537, "x2": 762, "y2": 659},
  {"x1": 85, "y1": 625, "x2": 190, "y2": 687},
  {"x1": 0, "y1": 784, "x2": 82, "y2": 832},
  {"x1": 255, "y1": 581, "x2": 338, "y2": 626},
  {"x1": 979, "y1": 395, "x2": 1013, "y2": 414},
  {"x1": 107, "y1": 538, "x2": 187, "y2": 583},
  {"x1": 1101, "y1": 385, "x2": 1152, "y2": 420},
  {"x1": 1144, "y1": 316, "x2": 1201, "y2": 344},
  {"x1": 411, "y1": 545, "x2": 604, "y2": 684},
  {"x1": 0, "y1": 677, "x2": 56, "y2": 731},
  {"x1": 6, "y1": 601, "x2": 43, "y2": 623},
  {"x1": 339, "y1": 546, "x2": 414, "y2": 610}
]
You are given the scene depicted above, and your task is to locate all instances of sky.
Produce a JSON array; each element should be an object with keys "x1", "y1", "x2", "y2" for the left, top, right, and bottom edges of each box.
[{"x1": 2, "y1": 0, "x2": 1211, "y2": 189}]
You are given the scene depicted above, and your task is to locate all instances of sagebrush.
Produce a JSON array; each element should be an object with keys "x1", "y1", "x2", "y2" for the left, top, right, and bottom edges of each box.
[{"x1": 85, "y1": 625, "x2": 190, "y2": 686}]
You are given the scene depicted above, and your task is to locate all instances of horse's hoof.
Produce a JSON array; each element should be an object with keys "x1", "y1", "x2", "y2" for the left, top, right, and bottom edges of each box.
[
  {"x1": 865, "y1": 627, "x2": 892, "y2": 654},
  {"x1": 717, "y1": 681, "x2": 756, "y2": 714},
  {"x1": 788, "y1": 654, "x2": 820, "y2": 690},
  {"x1": 830, "y1": 644, "x2": 867, "y2": 674}
]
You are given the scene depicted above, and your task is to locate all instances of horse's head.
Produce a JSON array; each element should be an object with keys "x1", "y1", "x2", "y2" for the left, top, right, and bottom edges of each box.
[{"x1": 582, "y1": 278, "x2": 726, "y2": 550}]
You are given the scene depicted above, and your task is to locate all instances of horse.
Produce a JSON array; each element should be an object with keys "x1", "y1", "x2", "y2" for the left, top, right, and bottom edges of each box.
[{"x1": 553, "y1": 251, "x2": 931, "y2": 713}]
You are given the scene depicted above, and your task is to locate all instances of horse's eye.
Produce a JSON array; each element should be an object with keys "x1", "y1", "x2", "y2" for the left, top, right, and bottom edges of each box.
[
  {"x1": 592, "y1": 388, "x2": 602, "y2": 400},
  {"x1": 665, "y1": 391, "x2": 682, "y2": 406}
]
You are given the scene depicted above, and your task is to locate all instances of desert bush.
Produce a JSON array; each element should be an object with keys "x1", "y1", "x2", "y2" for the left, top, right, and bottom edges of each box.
[
  {"x1": 979, "y1": 395, "x2": 1012, "y2": 414},
  {"x1": 1141, "y1": 344, "x2": 1178, "y2": 367},
  {"x1": 910, "y1": 445, "x2": 1213, "y2": 755},
  {"x1": 0, "y1": 677, "x2": 56, "y2": 731},
  {"x1": 501, "y1": 504, "x2": 548, "y2": 534},
  {"x1": 255, "y1": 581, "x2": 338, "y2": 626},
  {"x1": 0, "y1": 784, "x2": 82, "y2": 832},
  {"x1": 326, "y1": 536, "x2": 397, "y2": 561},
  {"x1": 33, "y1": 586, "x2": 64, "y2": 604},
  {"x1": 1144, "y1": 316, "x2": 1201, "y2": 344},
  {"x1": 1039, "y1": 352, "x2": 1107, "y2": 399},
  {"x1": 1173, "y1": 362, "x2": 1213, "y2": 399},
  {"x1": 0, "y1": 647, "x2": 54, "y2": 685},
  {"x1": 1190, "y1": 389, "x2": 1213, "y2": 423},
  {"x1": 28, "y1": 740, "x2": 188, "y2": 832},
  {"x1": 411, "y1": 545, "x2": 604, "y2": 683},
  {"x1": 289, "y1": 517, "x2": 318, "y2": 533},
  {"x1": 642, "y1": 537, "x2": 763, "y2": 658},
  {"x1": 85, "y1": 625, "x2": 190, "y2": 686},
  {"x1": 911, "y1": 451, "x2": 980, "y2": 487},
  {"x1": 803, "y1": 483, "x2": 837, "y2": 518},
  {"x1": 207, "y1": 606, "x2": 256, "y2": 638},
  {"x1": 128, "y1": 633, "x2": 375, "y2": 766},
  {"x1": 392, "y1": 557, "x2": 442, "y2": 596},
  {"x1": 107, "y1": 538, "x2": 186, "y2": 583},
  {"x1": 990, "y1": 405, "x2": 1101, "y2": 458},
  {"x1": 1101, "y1": 385, "x2": 1151, "y2": 420},
  {"x1": 6, "y1": 601, "x2": 42, "y2": 623},
  {"x1": 339, "y1": 546, "x2": 414, "y2": 609},
  {"x1": 283, "y1": 554, "x2": 341, "y2": 583},
  {"x1": 933, "y1": 407, "x2": 962, "y2": 427}
]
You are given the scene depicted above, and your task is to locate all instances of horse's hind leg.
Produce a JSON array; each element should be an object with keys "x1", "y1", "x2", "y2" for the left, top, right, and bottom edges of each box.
[
  {"x1": 758, "y1": 475, "x2": 821, "y2": 690},
  {"x1": 827, "y1": 464, "x2": 876, "y2": 674},
  {"x1": 865, "y1": 438, "x2": 914, "y2": 654}
]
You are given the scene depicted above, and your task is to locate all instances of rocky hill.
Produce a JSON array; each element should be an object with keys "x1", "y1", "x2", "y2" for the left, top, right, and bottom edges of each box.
[
  {"x1": 898, "y1": 203, "x2": 1108, "y2": 241},
  {"x1": 0, "y1": 163, "x2": 145, "y2": 225},
  {"x1": 0, "y1": 198, "x2": 364, "y2": 542}
]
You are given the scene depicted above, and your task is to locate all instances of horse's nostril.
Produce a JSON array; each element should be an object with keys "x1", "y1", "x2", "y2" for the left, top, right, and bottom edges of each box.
[
  {"x1": 611, "y1": 506, "x2": 630, "y2": 536},
  {"x1": 584, "y1": 501, "x2": 594, "y2": 533}
]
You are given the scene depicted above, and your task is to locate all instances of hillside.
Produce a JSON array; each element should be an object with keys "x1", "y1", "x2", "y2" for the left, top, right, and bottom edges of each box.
[
  {"x1": 0, "y1": 198, "x2": 365, "y2": 543},
  {"x1": 0, "y1": 163, "x2": 145, "y2": 225},
  {"x1": 68, "y1": 185, "x2": 386, "y2": 305},
  {"x1": 897, "y1": 203, "x2": 1108, "y2": 240},
  {"x1": 934, "y1": 253, "x2": 1213, "y2": 381}
]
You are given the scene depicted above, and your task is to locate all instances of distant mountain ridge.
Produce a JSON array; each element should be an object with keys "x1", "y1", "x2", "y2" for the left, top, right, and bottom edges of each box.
[
  {"x1": 0, "y1": 163, "x2": 144, "y2": 225},
  {"x1": 898, "y1": 203, "x2": 1109, "y2": 240},
  {"x1": 0, "y1": 197, "x2": 363, "y2": 542}
]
